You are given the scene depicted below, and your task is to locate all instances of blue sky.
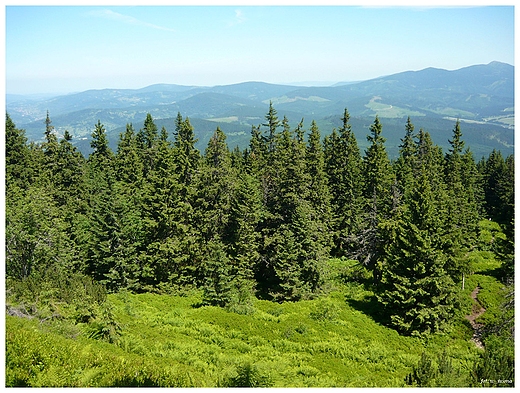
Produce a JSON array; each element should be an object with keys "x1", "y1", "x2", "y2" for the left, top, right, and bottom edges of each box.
[{"x1": 5, "y1": 4, "x2": 515, "y2": 95}]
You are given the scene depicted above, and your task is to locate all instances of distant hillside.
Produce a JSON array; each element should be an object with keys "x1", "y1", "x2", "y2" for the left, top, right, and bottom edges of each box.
[{"x1": 6, "y1": 62, "x2": 514, "y2": 158}]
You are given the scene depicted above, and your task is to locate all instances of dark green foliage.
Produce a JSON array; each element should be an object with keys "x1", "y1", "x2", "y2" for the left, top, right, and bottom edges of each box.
[
  {"x1": 479, "y1": 150, "x2": 505, "y2": 221},
  {"x1": 222, "y1": 362, "x2": 273, "y2": 387},
  {"x1": 173, "y1": 114, "x2": 200, "y2": 191},
  {"x1": 54, "y1": 131, "x2": 86, "y2": 207},
  {"x1": 85, "y1": 303, "x2": 122, "y2": 343},
  {"x1": 376, "y1": 123, "x2": 465, "y2": 335},
  {"x1": 473, "y1": 334, "x2": 514, "y2": 387},
  {"x1": 394, "y1": 117, "x2": 417, "y2": 199},
  {"x1": 356, "y1": 116, "x2": 395, "y2": 278},
  {"x1": 306, "y1": 120, "x2": 330, "y2": 213},
  {"x1": 5, "y1": 113, "x2": 34, "y2": 189},
  {"x1": 139, "y1": 115, "x2": 182, "y2": 287},
  {"x1": 89, "y1": 120, "x2": 113, "y2": 164},
  {"x1": 194, "y1": 127, "x2": 258, "y2": 306},
  {"x1": 82, "y1": 180, "x2": 145, "y2": 291},
  {"x1": 406, "y1": 351, "x2": 469, "y2": 387},
  {"x1": 6, "y1": 185, "x2": 74, "y2": 279},
  {"x1": 263, "y1": 101, "x2": 280, "y2": 154},
  {"x1": 42, "y1": 110, "x2": 59, "y2": 164},
  {"x1": 324, "y1": 109, "x2": 364, "y2": 256},
  {"x1": 200, "y1": 240, "x2": 234, "y2": 307},
  {"x1": 6, "y1": 266, "x2": 107, "y2": 327},
  {"x1": 4, "y1": 105, "x2": 513, "y2": 355},
  {"x1": 226, "y1": 171, "x2": 262, "y2": 306},
  {"x1": 442, "y1": 120, "x2": 481, "y2": 280},
  {"x1": 255, "y1": 117, "x2": 330, "y2": 301},
  {"x1": 478, "y1": 150, "x2": 514, "y2": 281},
  {"x1": 405, "y1": 352, "x2": 436, "y2": 386},
  {"x1": 195, "y1": 126, "x2": 235, "y2": 246},
  {"x1": 245, "y1": 123, "x2": 266, "y2": 176},
  {"x1": 115, "y1": 123, "x2": 143, "y2": 183},
  {"x1": 363, "y1": 115, "x2": 394, "y2": 216},
  {"x1": 377, "y1": 215, "x2": 458, "y2": 334}
]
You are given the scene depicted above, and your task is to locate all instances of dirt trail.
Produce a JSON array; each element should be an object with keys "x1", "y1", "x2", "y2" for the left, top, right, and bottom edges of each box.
[{"x1": 465, "y1": 286, "x2": 486, "y2": 349}]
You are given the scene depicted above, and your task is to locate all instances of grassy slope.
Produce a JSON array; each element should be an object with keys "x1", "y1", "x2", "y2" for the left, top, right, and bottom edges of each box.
[{"x1": 6, "y1": 257, "x2": 506, "y2": 387}]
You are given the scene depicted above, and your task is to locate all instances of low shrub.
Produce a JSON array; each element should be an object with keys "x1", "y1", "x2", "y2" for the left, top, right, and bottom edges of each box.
[
  {"x1": 472, "y1": 334, "x2": 514, "y2": 387},
  {"x1": 221, "y1": 361, "x2": 273, "y2": 387},
  {"x1": 6, "y1": 268, "x2": 106, "y2": 322},
  {"x1": 405, "y1": 351, "x2": 471, "y2": 387},
  {"x1": 83, "y1": 304, "x2": 122, "y2": 343},
  {"x1": 309, "y1": 298, "x2": 340, "y2": 321},
  {"x1": 225, "y1": 282, "x2": 257, "y2": 315}
]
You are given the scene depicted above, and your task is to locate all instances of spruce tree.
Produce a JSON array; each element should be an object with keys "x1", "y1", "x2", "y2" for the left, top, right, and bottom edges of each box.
[
  {"x1": 173, "y1": 115, "x2": 200, "y2": 194},
  {"x1": 228, "y1": 171, "x2": 262, "y2": 294},
  {"x1": 162, "y1": 114, "x2": 200, "y2": 286},
  {"x1": 5, "y1": 115, "x2": 76, "y2": 279},
  {"x1": 415, "y1": 128, "x2": 448, "y2": 211},
  {"x1": 263, "y1": 101, "x2": 280, "y2": 154},
  {"x1": 201, "y1": 240, "x2": 234, "y2": 307},
  {"x1": 255, "y1": 114, "x2": 328, "y2": 301},
  {"x1": 194, "y1": 127, "x2": 235, "y2": 247},
  {"x1": 480, "y1": 150, "x2": 513, "y2": 228},
  {"x1": 358, "y1": 116, "x2": 394, "y2": 277},
  {"x1": 53, "y1": 132, "x2": 88, "y2": 273},
  {"x1": 245, "y1": 124, "x2": 266, "y2": 177},
  {"x1": 6, "y1": 185, "x2": 73, "y2": 280},
  {"x1": 5, "y1": 113, "x2": 32, "y2": 189},
  {"x1": 443, "y1": 120, "x2": 480, "y2": 282},
  {"x1": 480, "y1": 152, "x2": 515, "y2": 282},
  {"x1": 138, "y1": 121, "x2": 180, "y2": 288},
  {"x1": 324, "y1": 109, "x2": 364, "y2": 256},
  {"x1": 142, "y1": 113, "x2": 158, "y2": 149},
  {"x1": 89, "y1": 120, "x2": 113, "y2": 167},
  {"x1": 115, "y1": 123, "x2": 144, "y2": 185},
  {"x1": 41, "y1": 111, "x2": 60, "y2": 177},
  {"x1": 136, "y1": 113, "x2": 159, "y2": 177},
  {"x1": 363, "y1": 115, "x2": 394, "y2": 215},
  {"x1": 110, "y1": 123, "x2": 146, "y2": 289},
  {"x1": 54, "y1": 131, "x2": 86, "y2": 207},
  {"x1": 394, "y1": 117, "x2": 418, "y2": 199},
  {"x1": 195, "y1": 127, "x2": 240, "y2": 305},
  {"x1": 44, "y1": 110, "x2": 58, "y2": 145},
  {"x1": 377, "y1": 164, "x2": 457, "y2": 335},
  {"x1": 80, "y1": 120, "x2": 121, "y2": 286},
  {"x1": 305, "y1": 120, "x2": 332, "y2": 262},
  {"x1": 499, "y1": 154, "x2": 515, "y2": 237},
  {"x1": 255, "y1": 113, "x2": 295, "y2": 299}
]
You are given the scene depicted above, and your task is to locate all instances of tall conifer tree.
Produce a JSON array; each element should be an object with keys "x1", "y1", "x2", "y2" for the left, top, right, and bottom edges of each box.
[
  {"x1": 324, "y1": 109, "x2": 363, "y2": 256},
  {"x1": 443, "y1": 120, "x2": 480, "y2": 282},
  {"x1": 358, "y1": 116, "x2": 394, "y2": 277},
  {"x1": 5, "y1": 113, "x2": 32, "y2": 189},
  {"x1": 195, "y1": 127, "x2": 241, "y2": 305},
  {"x1": 395, "y1": 117, "x2": 417, "y2": 199},
  {"x1": 377, "y1": 163, "x2": 457, "y2": 335}
]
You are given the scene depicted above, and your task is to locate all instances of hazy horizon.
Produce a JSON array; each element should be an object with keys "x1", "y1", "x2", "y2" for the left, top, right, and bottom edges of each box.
[
  {"x1": 5, "y1": 60, "x2": 514, "y2": 99},
  {"x1": 6, "y1": 5, "x2": 515, "y2": 95}
]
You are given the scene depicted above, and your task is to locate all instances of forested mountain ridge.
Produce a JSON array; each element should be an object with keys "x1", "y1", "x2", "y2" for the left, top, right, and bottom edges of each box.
[{"x1": 6, "y1": 62, "x2": 514, "y2": 158}]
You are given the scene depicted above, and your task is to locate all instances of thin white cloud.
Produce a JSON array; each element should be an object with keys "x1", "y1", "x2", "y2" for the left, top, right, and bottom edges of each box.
[
  {"x1": 89, "y1": 9, "x2": 175, "y2": 32},
  {"x1": 235, "y1": 9, "x2": 246, "y2": 23},
  {"x1": 227, "y1": 9, "x2": 247, "y2": 27}
]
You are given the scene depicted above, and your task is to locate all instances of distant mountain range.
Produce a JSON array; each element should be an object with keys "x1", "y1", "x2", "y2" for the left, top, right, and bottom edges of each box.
[{"x1": 6, "y1": 61, "x2": 514, "y2": 158}]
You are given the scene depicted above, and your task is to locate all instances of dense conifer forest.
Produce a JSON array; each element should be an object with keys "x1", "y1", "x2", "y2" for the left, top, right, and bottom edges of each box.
[{"x1": 5, "y1": 105, "x2": 514, "y2": 387}]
